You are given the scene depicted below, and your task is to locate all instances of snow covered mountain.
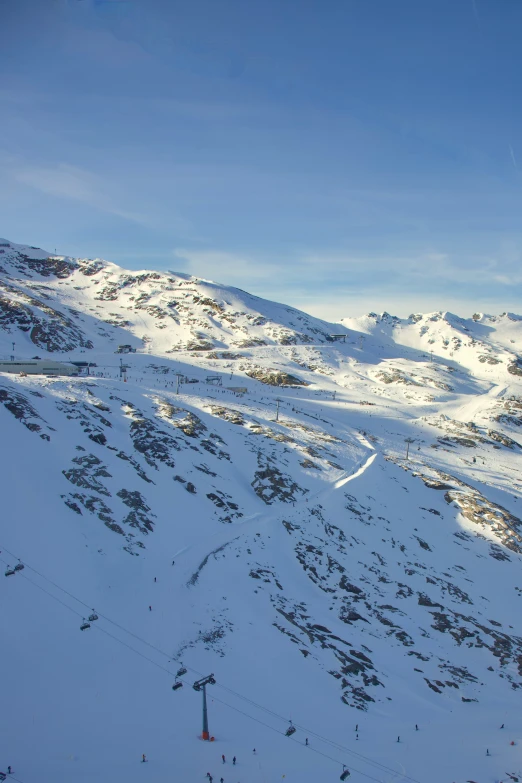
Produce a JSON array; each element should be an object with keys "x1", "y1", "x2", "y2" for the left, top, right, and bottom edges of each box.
[{"x1": 1, "y1": 238, "x2": 522, "y2": 783}]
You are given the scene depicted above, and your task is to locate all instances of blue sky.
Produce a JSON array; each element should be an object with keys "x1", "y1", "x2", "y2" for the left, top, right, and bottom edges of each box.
[{"x1": 1, "y1": 0, "x2": 522, "y2": 319}]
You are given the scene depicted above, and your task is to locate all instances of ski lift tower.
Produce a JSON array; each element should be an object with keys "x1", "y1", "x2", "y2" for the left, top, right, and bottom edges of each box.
[
  {"x1": 275, "y1": 397, "x2": 283, "y2": 422},
  {"x1": 119, "y1": 358, "x2": 130, "y2": 382},
  {"x1": 193, "y1": 674, "x2": 216, "y2": 740},
  {"x1": 175, "y1": 372, "x2": 184, "y2": 394},
  {"x1": 405, "y1": 437, "x2": 415, "y2": 460}
]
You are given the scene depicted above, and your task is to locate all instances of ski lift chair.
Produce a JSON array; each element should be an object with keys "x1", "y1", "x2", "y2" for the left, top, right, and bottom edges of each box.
[
  {"x1": 176, "y1": 666, "x2": 187, "y2": 677},
  {"x1": 340, "y1": 768, "x2": 351, "y2": 780},
  {"x1": 14, "y1": 562, "x2": 24, "y2": 572},
  {"x1": 80, "y1": 620, "x2": 91, "y2": 631},
  {"x1": 88, "y1": 612, "x2": 99, "y2": 622},
  {"x1": 285, "y1": 723, "x2": 296, "y2": 737},
  {"x1": 4, "y1": 568, "x2": 15, "y2": 577},
  {"x1": 172, "y1": 681, "x2": 183, "y2": 691}
]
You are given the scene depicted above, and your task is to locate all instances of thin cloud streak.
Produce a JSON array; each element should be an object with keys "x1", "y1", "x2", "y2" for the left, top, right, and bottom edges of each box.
[
  {"x1": 14, "y1": 162, "x2": 150, "y2": 226},
  {"x1": 509, "y1": 144, "x2": 518, "y2": 170},
  {"x1": 174, "y1": 247, "x2": 522, "y2": 289},
  {"x1": 171, "y1": 245, "x2": 522, "y2": 320}
]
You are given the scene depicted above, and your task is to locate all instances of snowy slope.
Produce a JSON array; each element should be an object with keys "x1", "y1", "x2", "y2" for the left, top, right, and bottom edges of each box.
[{"x1": 1, "y1": 240, "x2": 522, "y2": 783}]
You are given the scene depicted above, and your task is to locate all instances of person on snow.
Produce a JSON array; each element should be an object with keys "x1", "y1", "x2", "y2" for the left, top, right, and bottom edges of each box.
[
  {"x1": 305, "y1": 738, "x2": 309, "y2": 746},
  {"x1": 222, "y1": 755, "x2": 226, "y2": 763},
  {"x1": 397, "y1": 736, "x2": 400, "y2": 743},
  {"x1": 232, "y1": 757, "x2": 236, "y2": 765},
  {"x1": 486, "y1": 749, "x2": 490, "y2": 756},
  {"x1": 7, "y1": 768, "x2": 11, "y2": 775},
  {"x1": 142, "y1": 754, "x2": 147, "y2": 763},
  {"x1": 415, "y1": 725, "x2": 419, "y2": 731}
]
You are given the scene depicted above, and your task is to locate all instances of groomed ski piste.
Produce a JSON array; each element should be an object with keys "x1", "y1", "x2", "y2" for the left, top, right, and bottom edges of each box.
[{"x1": 1, "y1": 239, "x2": 522, "y2": 783}]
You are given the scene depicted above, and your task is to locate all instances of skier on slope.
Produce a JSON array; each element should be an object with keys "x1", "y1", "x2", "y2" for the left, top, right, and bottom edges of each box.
[
  {"x1": 222, "y1": 754, "x2": 226, "y2": 763},
  {"x1": 233, "y1": 756, "x2": 236, "y2": 765}
]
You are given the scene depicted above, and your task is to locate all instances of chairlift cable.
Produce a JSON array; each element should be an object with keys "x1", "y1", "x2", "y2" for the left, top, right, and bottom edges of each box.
[
  {"x1": 7, "y1": 567, "x2": 373, "y2": 780},
  {"x1": 6, "y1": 563, "x2": 183, "y2": 678},
  {"x1": 0, "y1": 546, "x2": 421, "y2": 783},
  {"x1": 0, "y1": 549, "x2": 416, "y2": 782}
]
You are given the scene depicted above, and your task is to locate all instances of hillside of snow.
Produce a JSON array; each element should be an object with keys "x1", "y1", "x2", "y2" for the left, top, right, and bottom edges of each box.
[{"x1": 1, "y1": 239, "x2": 522, "y2": 783}]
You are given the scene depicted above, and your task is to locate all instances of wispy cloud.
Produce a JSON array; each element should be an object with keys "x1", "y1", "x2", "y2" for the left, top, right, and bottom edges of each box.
[
  {"x1": 13, "y1": 162, "x2": 150, "y2": 226},
  {"x1": 175, "y1": 246, "x2": 522, "y2": 288},
  {"x1": 509, "y1": 144, "x2": 518, "y2": 170},
  {"x1": 172, "y1": 245, "x2": 522, "y2": 319},
  {"x1": 172, "y1": 248, "x2": 278, "y2": 283}
]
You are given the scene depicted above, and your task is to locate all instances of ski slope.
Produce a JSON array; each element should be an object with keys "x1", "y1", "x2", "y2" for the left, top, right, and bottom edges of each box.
[{"x1": 1, "y1": 239, "x2": 522, "y2": 783}]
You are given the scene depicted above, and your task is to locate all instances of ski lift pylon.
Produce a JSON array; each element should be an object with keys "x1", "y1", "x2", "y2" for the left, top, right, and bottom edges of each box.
[{"x1": 285, "y1": 722, "x2": 296, "y2": 737}]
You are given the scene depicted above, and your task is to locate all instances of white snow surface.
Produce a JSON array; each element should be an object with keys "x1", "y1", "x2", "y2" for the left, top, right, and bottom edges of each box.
[{"x1": 1, "y1": 240, "x2": 522, "y2": 782}]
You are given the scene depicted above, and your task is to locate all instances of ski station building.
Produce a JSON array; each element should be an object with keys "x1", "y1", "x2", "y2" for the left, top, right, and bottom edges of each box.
[{"x1": 0, "y1": 360, "x2": 80, "y2": 377}]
